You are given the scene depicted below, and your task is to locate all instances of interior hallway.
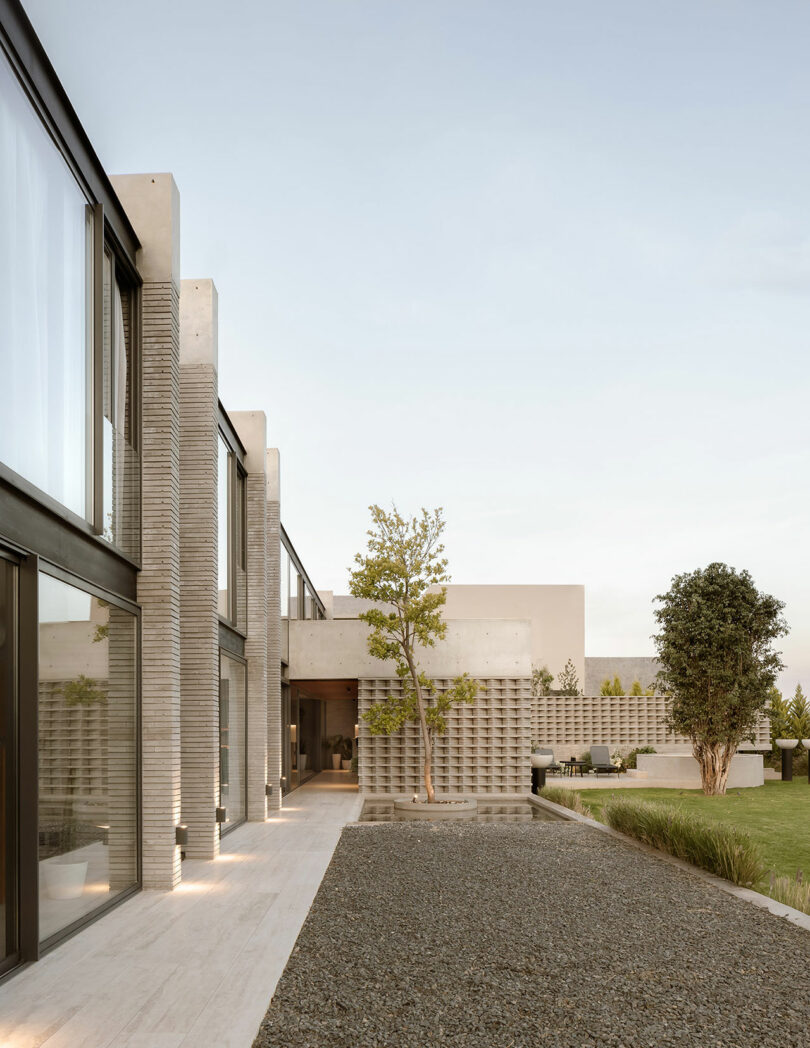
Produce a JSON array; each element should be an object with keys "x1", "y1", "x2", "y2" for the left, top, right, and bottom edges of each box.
[{"x1": 0, "y1": 773, "x2": 361, "y2": 1048}]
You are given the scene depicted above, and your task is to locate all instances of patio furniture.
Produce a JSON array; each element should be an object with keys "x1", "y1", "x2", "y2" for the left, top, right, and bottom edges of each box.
[
  {"x1": 561, "y1": 759, "x2": 587, "y2": 777},
  {"x1": 590, "y1": 745, "x2": 620, "y2": 776}
]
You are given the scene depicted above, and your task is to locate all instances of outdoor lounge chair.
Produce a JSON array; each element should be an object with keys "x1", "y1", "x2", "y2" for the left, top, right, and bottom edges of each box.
[
  {"x1": 537, "y1": 748, "x2": 562, "y2": 775},
  {"x1": 590, "y1": 745, "x2": 620, "y2": 776}
]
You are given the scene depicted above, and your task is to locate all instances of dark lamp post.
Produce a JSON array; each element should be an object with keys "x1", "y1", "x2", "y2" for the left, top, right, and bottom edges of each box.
[{"x1": 776, "y1": 739, "x2": 798, "y2": 782}]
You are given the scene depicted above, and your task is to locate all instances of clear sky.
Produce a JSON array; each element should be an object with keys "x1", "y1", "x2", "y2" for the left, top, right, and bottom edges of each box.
[{"x1": 24, "y1": 0, "x2": 810, "y2": 690}]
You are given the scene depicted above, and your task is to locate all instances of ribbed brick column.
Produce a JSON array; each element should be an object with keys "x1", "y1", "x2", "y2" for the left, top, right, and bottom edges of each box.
[
  {"x1": 231, "y1": 412, "x2": 269, "y2": 821},
  {"x1": 111, "y1": 173, "x2": 182, "y2": 889},
  {"x1": 265, "y1": 449, "x2": 282, "y2": 810},
  {"x1": 179, "y1": 279, "x2": 220, "y2": 859}
]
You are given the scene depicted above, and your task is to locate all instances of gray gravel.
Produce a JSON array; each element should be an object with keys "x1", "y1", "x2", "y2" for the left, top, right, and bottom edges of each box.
[{"x1": 253, "y1": 822, "x2": 810, "y2": 1048}]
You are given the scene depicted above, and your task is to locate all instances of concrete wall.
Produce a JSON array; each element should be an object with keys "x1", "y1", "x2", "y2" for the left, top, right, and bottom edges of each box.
[
  {"x1": 178, "y1": 278, "x2": 220, "y2": 860},
  {"x1": 289, "y1": 617, "x2": 533, "y2": 680},
  {"x1": 585, "y1": 656, "x2": 660, "y2": 695},
  {"x1": 112, "y1": 173, "x2": 183, "y2": 891},
  {"x1": 437, "y1": 585, "x2": 584, "y2": 689},
  {"x1": 637, "y1": 753, "x2": 765, "y2": 788}
]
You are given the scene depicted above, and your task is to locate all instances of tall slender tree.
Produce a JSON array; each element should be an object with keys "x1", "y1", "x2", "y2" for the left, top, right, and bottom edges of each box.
[{"x1": 349, "y1": 505, "x2": 479, "y2": 802}]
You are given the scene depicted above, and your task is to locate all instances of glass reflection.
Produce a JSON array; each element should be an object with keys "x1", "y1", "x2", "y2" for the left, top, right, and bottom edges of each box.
[
  {"x1": 38, "y1": 573, "x2": 138, "y2": 942},
  {"x1": 219, "y1": 653, "x2": 246, "y2": 828},
  {"x1": 0, "y1": 52, "x2": 92, "y2": 520}
]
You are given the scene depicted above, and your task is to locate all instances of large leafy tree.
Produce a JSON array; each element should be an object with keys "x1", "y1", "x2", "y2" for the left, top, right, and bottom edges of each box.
[
  {"x1": 349, "y1": 505, "x2": 479, "y2": 803},
  {"x1": 653, "y1": 562, "x2": 787, "y2": 795}
]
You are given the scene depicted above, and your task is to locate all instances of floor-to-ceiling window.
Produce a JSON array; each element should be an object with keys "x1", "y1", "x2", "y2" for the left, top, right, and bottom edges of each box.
[
  {"x1": 219, "y1": 653, "x2": 246, "y2": 832},
  {"x1": 0, "y1": 553, "x2": 18, "y2": 976},
  {"x1": 37, "y1": 572, "x2": 138, "y2": 945},
  {"x1": 0, "y1": 3, "x2": 142, "y2": 973}
]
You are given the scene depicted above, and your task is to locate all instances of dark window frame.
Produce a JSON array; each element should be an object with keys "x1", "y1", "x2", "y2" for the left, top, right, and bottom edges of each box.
[{"x1": 0, "y1": 5, "x2": 143, "y2": 563}]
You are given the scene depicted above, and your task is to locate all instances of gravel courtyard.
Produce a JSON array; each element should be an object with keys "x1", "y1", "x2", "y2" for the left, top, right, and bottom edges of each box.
[{"x1": 253, "y1": 821, "x2": 810, "y2": 1048}]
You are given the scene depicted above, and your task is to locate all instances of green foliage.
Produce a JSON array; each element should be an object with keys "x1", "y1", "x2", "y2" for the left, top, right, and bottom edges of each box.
[
  {"x1": 324, "y1": 734, "x2": 344, "y2": 755},
  {"x1": 538, "y1": 786, "x2": 586, "y2": 814},
  {"x1": 789, "y1": 684, "x2": 810, "y2": 744},
  {"x1": 624, "y1": 746, "x2": 656, "y2": 770},
  {"x1": 600, "y1": 676, "x2": 625, "y2": 696},
  {"x1": 629, "y1": 679, "x2": 644, "y2": 696},
  {"x1": 61, "y1": 674, "x2": 106, "y2": 707},
  {"x1": 768, "y1": 871, "x2": 810, "y2": 916},
  {"x1": 531, "y1": 665, "x2": 554, "y2": 697},
  {"x1": 578, "y1": 781, "x2": 810, "y2": 885},
  {"x1": 603, "y1": 798, "x2": 765, "y2": 887},
  {"x1": 557, "y1": 659, "x2": 580, "y2": 697},
  {"x1": 349, "y1": 505, "x2": 481, "y2": 799},
  {"x1": 599, "y1": 678, "x2": 612, "y2": 696},
  {"x1": 653, "y1": 563, "x2": 787, "y2": 792},
  {"x1": 768, "y1": 687, "x2": 791, "y2": 752}
]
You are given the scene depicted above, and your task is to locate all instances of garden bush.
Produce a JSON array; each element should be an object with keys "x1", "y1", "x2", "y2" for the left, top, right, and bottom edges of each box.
[
  {"x1": 624, "y1": 746, "x2": 656, "y2": 770},
  {"x1": 538, "y1": 786, "x2": 586, "y2": 814},
  {"x1": 603, "y1": 798, "x2": 765, "y2": 887}
]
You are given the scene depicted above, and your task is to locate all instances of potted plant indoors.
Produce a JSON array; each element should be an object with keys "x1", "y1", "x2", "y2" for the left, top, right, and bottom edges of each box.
[
  {"x1": 325, "y1": 735, "x2": 344, "y2": 770},
  {"x1": 340, "y1": 736, "x2": 353, "y2": 771}
]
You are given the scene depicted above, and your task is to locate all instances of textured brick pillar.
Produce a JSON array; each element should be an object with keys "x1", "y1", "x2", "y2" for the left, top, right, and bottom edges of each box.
[
  {"x1": 179, "y1": 279, "x2": 220, "y2": 859},
  {"x1": 230, "y1": 412, "x2": 268, "y2": 821},
  {"x1": 265, "y1": 449, "x2": 282, "y2": 810},
  {"x1": 111, "y1": 173, "x2": 182, "y2": 890}
]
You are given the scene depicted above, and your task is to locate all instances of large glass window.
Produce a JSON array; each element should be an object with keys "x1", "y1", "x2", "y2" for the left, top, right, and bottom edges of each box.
[
  {"x1": 219, "y1": 652, "x2": 246, "y2": 830},
  {"x1": 102, "y1": 252, "x2": 139, "y2": 557},
  {"x1": 37, "y1": 573, "x2": 138, "y2": 943},
  {"x1": 217, "y1": 433, "x2": 246, "y2": 629},
  {"x1": 217, "y1": 434, "x2": 230, "y2": 619},
  {"x1": 0, "y1": 50, "x2": 93, "y2": 520},
  {"x1": 0, "y1": 555, "x2": 19, "y2": 972}
]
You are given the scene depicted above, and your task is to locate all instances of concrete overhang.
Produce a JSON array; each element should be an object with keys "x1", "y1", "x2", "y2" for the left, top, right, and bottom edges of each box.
[{"x1": 289, "y1": 618, "x2": 532, "y2": 680}]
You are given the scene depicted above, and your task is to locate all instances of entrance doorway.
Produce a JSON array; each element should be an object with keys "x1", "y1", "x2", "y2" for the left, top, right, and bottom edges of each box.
[{"x1": 283, "y1": 680, "x2": 358, "y2": 795}]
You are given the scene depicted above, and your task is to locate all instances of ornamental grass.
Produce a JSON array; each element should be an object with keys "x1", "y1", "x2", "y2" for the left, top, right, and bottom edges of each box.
[
  {"x1": 538, "y1": 785, "x2": 587, "y2": 814},
  {"x1": 603, "y1": 798, "x2": 765, "y2": 887}
]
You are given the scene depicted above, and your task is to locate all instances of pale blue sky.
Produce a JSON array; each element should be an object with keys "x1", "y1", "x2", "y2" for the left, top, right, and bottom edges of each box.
[{"x1": 25, "y1": 1, "x2": 810, "y2": 688}]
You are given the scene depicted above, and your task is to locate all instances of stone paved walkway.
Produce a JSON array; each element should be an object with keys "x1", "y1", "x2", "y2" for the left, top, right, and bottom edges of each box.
[{"x1": 0, "y1": 773, "x2": 361, "y2": 1048}]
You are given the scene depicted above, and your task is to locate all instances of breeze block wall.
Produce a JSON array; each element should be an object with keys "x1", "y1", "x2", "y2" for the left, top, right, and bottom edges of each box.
[
  {"x1": 532, "y1": 694, "x2": 771, "y2": 752},
  {"x1": 358, "y1": 677, "x2": 532, "y2": 795}
]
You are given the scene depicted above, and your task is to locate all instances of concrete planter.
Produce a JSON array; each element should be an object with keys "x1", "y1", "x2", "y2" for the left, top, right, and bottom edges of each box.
[
  {"x1": 393, "y1": 798, "x2": 478, "y2": 821},
  {"x1": 531, "y1": 753, "x2": 554, "y2": 769},
  {"x1": 331, "y1": 754, "x2": 342, "y2": 770},
  {"x1": 341, "y1": 759, "x2": 352, "y2": 771}
]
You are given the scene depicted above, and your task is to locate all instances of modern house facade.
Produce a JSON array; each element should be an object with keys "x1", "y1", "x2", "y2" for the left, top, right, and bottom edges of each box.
[
  {"x1": 0, "y1": 0, "x2": 770, "y2": 985},
  {"x1": 0, "y1": 0, "x2": 329, "y2": 978}
]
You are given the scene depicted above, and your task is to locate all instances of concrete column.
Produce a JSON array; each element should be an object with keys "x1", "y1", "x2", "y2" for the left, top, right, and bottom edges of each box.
[
  {"x1": 111, "y1": 173, "x2": 182, "y2": 890},
  {"x1": 230, "y1": 412, "x2": 269, "y2": 821},
  {"x1": 178, "y1": 279, "x2": 220, "y2": 859},
  {"x1": 265, "y1": 449, "x2": 282, "y2": 810}
]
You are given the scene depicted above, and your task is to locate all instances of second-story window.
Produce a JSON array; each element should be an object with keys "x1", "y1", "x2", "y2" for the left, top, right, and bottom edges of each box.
[{"x1": 217, "y1": 429, "x2": 246, "y2": 629}]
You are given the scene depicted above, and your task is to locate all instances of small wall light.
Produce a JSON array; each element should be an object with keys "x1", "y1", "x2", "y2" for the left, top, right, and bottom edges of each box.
[
  {"x1": 354, "y1": 723, "x2": 359, "y2": 738},
  {"x1": 175, "y1": 824, "x2": 189, "y2": 846},
  {"x1": 215, "y1": 807, "x2": 227, "y2": 823},
  {"x1": 265, "y1": 783, "x2": 273, "y2": 797}
]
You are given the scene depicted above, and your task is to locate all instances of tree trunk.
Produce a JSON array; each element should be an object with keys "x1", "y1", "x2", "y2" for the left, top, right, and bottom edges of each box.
[
  {"x1": 405, "y1": 647, "x2": 435, "y2": 802},
  {"x1": 693, "y1": 740, "x2": 734, "y2": 795}
]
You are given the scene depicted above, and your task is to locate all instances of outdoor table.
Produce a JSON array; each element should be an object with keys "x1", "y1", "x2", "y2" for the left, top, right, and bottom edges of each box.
[{"x1": 561, "y1": 760, "x2": 587, "y2": 777}]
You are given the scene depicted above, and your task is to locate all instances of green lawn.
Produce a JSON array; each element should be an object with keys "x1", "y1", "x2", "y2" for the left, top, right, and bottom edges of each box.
[{"x1": 577, "y1": 781, "x2": 810, "y2": 887}]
